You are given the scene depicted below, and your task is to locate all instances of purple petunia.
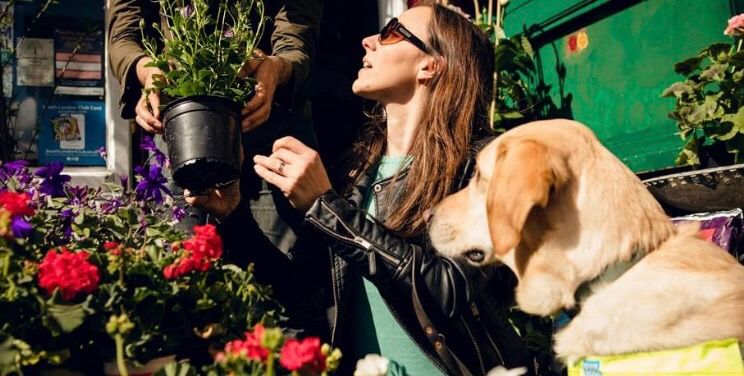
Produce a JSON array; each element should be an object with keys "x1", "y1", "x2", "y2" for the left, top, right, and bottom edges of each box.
[
  {"x1": 0, "y1": 160, "x2": 29, "y2": 180},
  {"x1": 59, "y1": 208, "x2": 75, "y2": 239},
  {"x1": 10, "y1": 217, "x2": 33, "y2": 238},
  {"x1": 134, "y1": 164, "x2": 171, "y2": 205},
  {"x1": 140, "y1": 136, "x2": 168, "y2": 167},
  {"x1": 100, "y1": 197, "x2": 123, "y2": 214},
  {"x1": 120, "y1": 175, "x2": 129, "y2": 194},
  {"x1": 97, "y1": 146, "x2": 107, "y2": 159},
  {"x1": 172, "y1": 206, "x2": 187, "y2": 222},
  {"x1": 35, "y1": 162, "x2": 71, "y2": 197},
  {"x1": 67, "y1": 185, "x2": 88, "y2": 206}
]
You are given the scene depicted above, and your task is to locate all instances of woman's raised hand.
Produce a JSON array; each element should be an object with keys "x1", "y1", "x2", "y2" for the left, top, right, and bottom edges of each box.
[{"x1": 253, "y1": 136, "x2": 332, "y2": 212}]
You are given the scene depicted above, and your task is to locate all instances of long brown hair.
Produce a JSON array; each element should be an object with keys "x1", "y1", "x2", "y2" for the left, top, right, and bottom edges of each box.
[{"x1": 344, "y1": 3, "x2": 495, "y2": 237}]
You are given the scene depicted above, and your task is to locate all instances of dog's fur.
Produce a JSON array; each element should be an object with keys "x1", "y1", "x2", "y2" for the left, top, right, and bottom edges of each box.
[{"x1": 429, "y1": 119, "x2": 744, "y2": 361}]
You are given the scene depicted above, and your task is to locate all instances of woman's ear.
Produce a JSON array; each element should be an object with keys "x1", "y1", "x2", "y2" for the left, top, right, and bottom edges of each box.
[{"x1": 417, "y1": 56, "x2": 444, "y2": 82}]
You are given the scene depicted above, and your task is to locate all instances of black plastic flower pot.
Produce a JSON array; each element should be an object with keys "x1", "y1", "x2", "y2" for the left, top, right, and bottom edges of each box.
[{"x1": 162, "y1": 95, "x2": 241, "y2": 194}]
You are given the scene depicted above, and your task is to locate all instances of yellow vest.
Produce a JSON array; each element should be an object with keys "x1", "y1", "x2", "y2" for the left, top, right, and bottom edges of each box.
[{"x1": 567, "y1": 338, "x2": 744, "y2": 376}]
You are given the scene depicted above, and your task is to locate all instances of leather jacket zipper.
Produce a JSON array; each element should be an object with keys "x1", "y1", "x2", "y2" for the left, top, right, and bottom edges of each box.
[
  {"x1": 461, "y1": 316, "x2": 486, "y2": 374},
  {"x1": 471, "y1": 302, "x2": 505, "y2": 366},
  {"x1": 308, "y1": 199, "x2": 401, "y2": 274},
  {"x1": 329, "y1": 251, "x2": 340, "y2": 345}
]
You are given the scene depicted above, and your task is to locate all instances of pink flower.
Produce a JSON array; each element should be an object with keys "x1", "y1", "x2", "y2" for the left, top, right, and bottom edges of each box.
[
  {"x1": 38, "y1": 247, "x2": 100, "y2": 301},
  {"x1": 279, "y1": 337, "x2": 326, "y2": 373},
  {"x1": 725, "y1": 14, "x2": 744, "y2": 36}
]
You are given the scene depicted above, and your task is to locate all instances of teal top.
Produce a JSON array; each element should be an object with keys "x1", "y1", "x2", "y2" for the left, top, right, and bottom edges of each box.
[{"x1": 347, "y1": 155, "x2": 443, "y2": 376}]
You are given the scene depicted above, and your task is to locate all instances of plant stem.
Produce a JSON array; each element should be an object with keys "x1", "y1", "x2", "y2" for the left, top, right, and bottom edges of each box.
[
  {"x1": 266, "y1": 353, "x2": 274, "y2": 376},
  {"x1": 114, "y1": 333, "x2": 130, "y2": 376}
]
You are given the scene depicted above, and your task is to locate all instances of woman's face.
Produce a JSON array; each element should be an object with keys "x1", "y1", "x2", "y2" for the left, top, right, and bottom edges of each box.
[{"x1": 352, "y1": 7, "x2": 432, "y2": 103}]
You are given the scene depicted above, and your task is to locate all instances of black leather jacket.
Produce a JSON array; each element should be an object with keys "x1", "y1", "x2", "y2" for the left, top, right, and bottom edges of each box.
[
  {"x1": 218, "y1": 156, "x2": 532, "y2": 375},
  {"x1": 303, "y1": 160, "x2": 532, "y2": 375}
]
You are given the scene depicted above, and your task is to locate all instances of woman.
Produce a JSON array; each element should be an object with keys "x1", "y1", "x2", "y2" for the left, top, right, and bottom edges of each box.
[{"x1": 190, "y1": 3, "x2": 531, "y2": 375}]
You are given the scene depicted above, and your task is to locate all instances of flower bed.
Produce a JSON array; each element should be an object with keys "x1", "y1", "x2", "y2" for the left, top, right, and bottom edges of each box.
[{"x1": 0, "y1": 138, "x2": 338, "y2": 375}]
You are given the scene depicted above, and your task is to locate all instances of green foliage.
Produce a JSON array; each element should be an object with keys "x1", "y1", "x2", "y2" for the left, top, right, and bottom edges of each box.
[
  {"x1": 141, "y1": 0, "x2": 266, "y2": 105},
  {"x1": 473, "y1": 7, "x2": 568, "y2": 132},
  {"x1": 0, "y1": 163, "x2": 278, "y2": 374},
  {"x1": 662, "y1": 42, "x2": 744, "y2": 166}
]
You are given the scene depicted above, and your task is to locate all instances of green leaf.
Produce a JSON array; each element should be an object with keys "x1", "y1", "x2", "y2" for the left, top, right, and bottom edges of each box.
[
  {"x1": 729, "y1": 51, "x2": 744, "y2": 68},
  {"x1": 47, "y1": 298, "x2": 93, "y2": 333},
  {"x1": 718, "y1": 106, "x2": 744, "y2": 141},
  {"x1": 673, "y1": 56, "x2": 704, "y2": 75},
  {"x1": 705, "y1": 43, "x2": 733, "y2": 63},
  {"x1": 699, "y1": 63, "x2": 728, "y2": 82},
  {"x1": 676, "y1": 136, "x2": 700, "y2": 166},
  {"x1": 661, "y1": 82, "x2": 692, "y2": 98},
  {"x1": 152, "y1": 361, "x2": 197, "y2": 376}
]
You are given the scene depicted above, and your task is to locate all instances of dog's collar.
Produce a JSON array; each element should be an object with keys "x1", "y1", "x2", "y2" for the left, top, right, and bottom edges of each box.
[{"x1": 560, "y1": 251, "x2": 647, "y2": 321}]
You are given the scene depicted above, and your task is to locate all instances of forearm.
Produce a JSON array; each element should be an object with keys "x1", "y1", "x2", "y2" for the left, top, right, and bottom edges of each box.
[
  {"x1": 107, "y1": 0, "x2": 156, "y2": 118},
  {"x1": 271, "y1": 0, "x2": 322, "y2": 93}
]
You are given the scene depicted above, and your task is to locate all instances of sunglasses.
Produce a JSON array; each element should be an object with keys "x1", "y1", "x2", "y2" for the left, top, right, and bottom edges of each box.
[{"x1": 379, "y1": 17, "x2": 429, "y2": 53}]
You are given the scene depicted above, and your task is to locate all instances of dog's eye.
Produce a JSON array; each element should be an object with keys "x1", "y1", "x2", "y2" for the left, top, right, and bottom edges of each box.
[{"x1": 464, "y1": 250, "x2": 485, "y2": 263}]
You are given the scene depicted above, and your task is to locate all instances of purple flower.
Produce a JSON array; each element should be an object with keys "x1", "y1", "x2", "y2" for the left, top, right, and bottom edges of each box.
[
  {"x1": 35, "y1": 162, "x2": 71, "y2": 197},
  {"x1": 97, "y1": 146, "x2": 107, "y2": 159},
  {"x1": 140, "y1": 136, "x2": 168, "y2": 167},
  {"x1": 0, "y1": 160, "x2": 29, "y2": 181},
  {"x1": 172, "y1": 206, "x2": 187, "y2": 222},
  {"x1": 134, "y1": 164, "x2": 171, "y2": 204},
  {"x1": 120, "y1": 175, "x2": 129, "y2": 193},
  {"x1": 10, "y1": 217, "x2": 33, "y2": 238},
  {"x1": 59, "y1": 208, "x2": 75, "y2": 239},
  {"x1": 100, "y1": 198, "x2": 122, "y2": 214},
  {"x1": 179, "y1": 5, "x2": 193, "y2": 18},
  {"x1": 67, "y1": 185, "x2": 88, "y2": 206},
  {"x1": 223, "y1": 28, "x2": 234, "y2": 38}
]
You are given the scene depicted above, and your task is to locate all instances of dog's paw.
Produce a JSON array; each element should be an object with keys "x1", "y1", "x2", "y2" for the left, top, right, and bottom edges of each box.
[
  {"x1": 486, "y1": 366, "x2": 527, "y2": 376},
  {"x1": 516, "y1": 272, "x2": 574, "y2": 316}
]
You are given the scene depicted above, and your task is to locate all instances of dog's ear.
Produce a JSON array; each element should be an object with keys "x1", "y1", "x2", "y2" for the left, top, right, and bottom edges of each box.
[{"x1": 487, "y1": 139, "x2": 554, "y2": 256}]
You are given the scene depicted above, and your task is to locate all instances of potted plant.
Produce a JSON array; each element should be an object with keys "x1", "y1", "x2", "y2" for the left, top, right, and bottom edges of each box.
[
  {"x1": 141, "y1": 0, "x2": 265, "y2": 194},
  {"x1": 661, "y1": 13, "x2": 744, "y2": 167},
  {"x1": 149, "y1": 323, "x2": 342, "y2": 376},
  {"x1": 466, "y1": 0, "x2": 570, "y2": 133},
  {"x1": 0, "y1": 139, "x2": 279, "y2": 375}
]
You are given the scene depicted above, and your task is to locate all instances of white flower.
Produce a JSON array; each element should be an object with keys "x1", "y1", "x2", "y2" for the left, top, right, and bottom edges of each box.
[
  {"x1": 487, "y1": 366, "x2": 527, "y2": 376},
  {"x1": 499, "y1": 0, "x2": 509, "y2": 6},
  {"x1": 354, "y1": 354, "x2": 389, "y2": 376}
]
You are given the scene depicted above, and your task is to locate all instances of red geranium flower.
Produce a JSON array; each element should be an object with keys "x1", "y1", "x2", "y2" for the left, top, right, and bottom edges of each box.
[
  {"x1": 279, "y1": 337, "x2": 326, "y2": 373},
  {"x1": 38, "y1": 247, "x2": 100, "y2": 301},
  {"x1": 223, "y1": 323, "x2": 269, "y2": 361},
  {"x1": 0, "y1": 191, "x2": 34, "y2": 217},
  {"x1": 163, "y1": 224, "x2": 222, "y2": 279}
]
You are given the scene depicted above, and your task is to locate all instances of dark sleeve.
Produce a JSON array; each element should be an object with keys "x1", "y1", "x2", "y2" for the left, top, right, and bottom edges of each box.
[
  {"x1": 106, "y1": 0, "x2": 159, "y2": 119},
  {"x1": 304, "y1": 190, "x2": 482, "y2": 318},
  {"x1": 217, "y1": 200, "x2": 298, "y2": 296},
  {"x1": 271, "y1": 0, "x2": 323, "y2": 107}
]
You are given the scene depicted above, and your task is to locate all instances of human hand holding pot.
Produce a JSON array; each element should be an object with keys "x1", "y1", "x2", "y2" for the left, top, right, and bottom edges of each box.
[
  {"x1": 239, "y1": 50, "x2": 292, "y2": 132},
  {"x1": 253, "y1": 136, "x2": 332, "y2": 212},
  {"x1": 183, "y1": 148, "x2": 244, "y2": 219},
  {"x1": 135, "y1": 57, "x2": 164, "y2": 133}
]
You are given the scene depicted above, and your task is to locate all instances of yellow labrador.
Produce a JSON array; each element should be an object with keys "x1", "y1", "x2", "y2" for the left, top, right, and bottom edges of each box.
[{"x1": 429, "y1": 119, "x2": 744, "y2": 361}]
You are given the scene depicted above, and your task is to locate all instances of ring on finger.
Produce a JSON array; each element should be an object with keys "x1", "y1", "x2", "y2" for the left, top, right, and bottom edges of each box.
[{"x1": 278, "y1": 160, "x2": 286, "y2": 175}]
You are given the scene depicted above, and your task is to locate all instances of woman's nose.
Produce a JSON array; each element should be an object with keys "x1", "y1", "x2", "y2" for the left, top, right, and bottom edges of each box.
[{"x1": 362, "y1": 35, "x2": 377, "y2": 50}]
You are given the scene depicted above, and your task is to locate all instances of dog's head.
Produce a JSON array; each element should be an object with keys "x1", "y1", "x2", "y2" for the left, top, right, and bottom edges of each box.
[{"x1": 429, "y1": 120, "x2": 675, "y2": 316}]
